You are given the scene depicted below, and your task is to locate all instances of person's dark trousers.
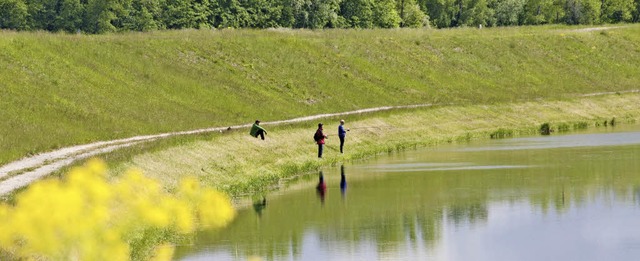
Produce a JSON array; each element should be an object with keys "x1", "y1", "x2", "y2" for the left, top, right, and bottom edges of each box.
[
  {"x1": 256, "y1": 129, "x2": 265, "y2": 140},
  {"x1": 318, "y1": 144, "x2": 323, "y2": 158},
  {"x1": 339, "y1": 136, "x2": 345, "y2": 153}
]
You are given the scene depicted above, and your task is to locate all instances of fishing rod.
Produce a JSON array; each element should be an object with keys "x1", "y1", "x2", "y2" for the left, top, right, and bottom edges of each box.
[{"x1": 347, "y1": 126, "x2": 397, "y2": 130}]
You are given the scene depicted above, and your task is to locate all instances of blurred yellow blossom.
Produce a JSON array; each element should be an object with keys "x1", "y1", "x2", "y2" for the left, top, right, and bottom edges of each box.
[
  {"x1": 0, "y1": 158, "x2": 236, "y2": 260},
  {"x1": 149, "y1": 244, "x2": 176, "y2": 261}
]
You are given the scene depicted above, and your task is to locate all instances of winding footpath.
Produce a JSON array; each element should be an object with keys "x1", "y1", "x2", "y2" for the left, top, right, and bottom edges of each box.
[{"x1": 0, "y1": 104, "x2": 433, "y2": 196}]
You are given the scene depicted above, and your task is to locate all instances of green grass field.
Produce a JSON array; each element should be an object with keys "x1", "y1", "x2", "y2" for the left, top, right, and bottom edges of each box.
[{"x1": 1, "y1": 25, "x2": 640, "y2": 166}]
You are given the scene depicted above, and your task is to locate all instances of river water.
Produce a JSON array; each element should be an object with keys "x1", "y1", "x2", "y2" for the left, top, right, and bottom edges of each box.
[{"x1": 175, "y1": 125, "x2": 640, "y2": 261}]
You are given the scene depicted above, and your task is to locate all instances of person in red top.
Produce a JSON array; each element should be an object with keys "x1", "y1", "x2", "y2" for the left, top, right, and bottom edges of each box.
[{"x1": 314, "y1": 123, "x2": 328, "y2": 158}]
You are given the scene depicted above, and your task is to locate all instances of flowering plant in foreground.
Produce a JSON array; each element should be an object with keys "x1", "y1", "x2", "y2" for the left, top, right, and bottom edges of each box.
[{"x1": 0, "y1": 158, "x2": 235, "y2": 260}]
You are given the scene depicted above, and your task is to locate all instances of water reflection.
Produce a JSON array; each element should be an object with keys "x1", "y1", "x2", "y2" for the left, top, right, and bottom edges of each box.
[
  {"x1": 252, "y1": 197, "x2": 267, "y2": 219},
  {"x1": 316, "y1": 171, "x2": 326, "y2": 205},
  {"x1": 176, "y1": 129, "x2": 640, "y2": 261},
  {"x1": 446, "y1": 202, "x2": 488, "y2": 226},
  {"x1": 340, "y1": 165, "x2": 347, "y2": 199}
]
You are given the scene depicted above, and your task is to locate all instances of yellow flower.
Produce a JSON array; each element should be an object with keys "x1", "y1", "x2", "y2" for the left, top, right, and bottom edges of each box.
[
  {"x1": 149, "y1": 244, "x2": 176, "y2": 261},
  {"x1": 86, "y1": 158, "x2": 107, "y2": 176},
  {"x1": 0, "y1": 158, "x2": 236, "y2": 261}
]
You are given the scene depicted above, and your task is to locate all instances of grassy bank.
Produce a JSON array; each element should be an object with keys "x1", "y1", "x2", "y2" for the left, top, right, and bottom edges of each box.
[
  {"x1": 2, "y1": 25, "x2": 640, "y2": 165},
  {"x1": 109, "y1": 93, "x2": 640, "y2": 197}
]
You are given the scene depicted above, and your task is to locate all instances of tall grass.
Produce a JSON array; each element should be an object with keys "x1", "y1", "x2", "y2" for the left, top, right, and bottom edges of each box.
[{"x1": 1, "y1": 25, "x2": 640, "y2": 165}]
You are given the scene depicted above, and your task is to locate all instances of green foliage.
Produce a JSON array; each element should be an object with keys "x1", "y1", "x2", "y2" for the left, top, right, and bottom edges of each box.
[
  {"x1": 421, "y1": 0, "x2": 455, "y2": 27},
  {"x1": 397, "y1": 0, "x2": 429, "y2": 27},
  {"x1": 374, "y1": 0, "x2": 401, "y2": 27},
  {"x1": 420, "y1": 0, "x2": 497, "y2": 28},
  {"x1": 341, "y1": 0, "x2": 375, "y2": 28},
  {"x1": 491, "y1": 0, "x2": 526, "y2": 25},
  {"x1": 565, "y1": 0, "x2": 602, "y2": 24},
  {"x1": 242, "y1": 0, "x2": 284, "y2": 28},
  {"x1": 634, "y1": 0, "x2": 640, "y2": 21},
  {"x1": 490, "y1": 128, "x2": 514, "y2": 138},
  {"x1": 119, "y1": 0, "x2": 162, "y2": 31},
  {"x1": 161, "y1": 0, "x2": 211, "y2": 29},
  {"x1": 56, "y1": 0, "x2": 84, "y2": 32},
  {"x1": 82, "y1": 0, "x2": 124, "y2": 33},
  {"x1": 1, "y1": 0, "x2": 639, "y2": 32},
  {"x1": 600, "y1": 0, "x2": 635, "y2": 23},
  {"x1": 540, "y1": 122, "x2": 552, "y2": 135},
  {"x1": 282, "y1": 0, "x2": 342, "y2": 28},
  {"x1": 573, "y1": 121, "x2": 588, "y2": 129},
  {"x1": 557, "y1": 122, "x2": 570, "y2": 132},
  {"x1": 522, "y1": 0, "x2": 557, "y2": 24},
  {"x1": 459, "y1": 0, "x2": 496, "y2": 26},
  {"x1": 555, "y1": 121, "x2": 590, "y2": 131},
  {"x1": 0, "y1": 0, "x2": 28, "y2": 30}
]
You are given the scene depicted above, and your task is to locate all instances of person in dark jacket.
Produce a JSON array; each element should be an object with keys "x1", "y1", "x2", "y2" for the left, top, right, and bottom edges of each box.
[
  {"x1": 249, "y1": 120, "x2": 267, "y2": 140},
  {"x1": 314, "y1": 123, "x2": 327, "y2": 158},
  {"x1": 338, "y1": 119, "x2": 349, "y2": 153}
]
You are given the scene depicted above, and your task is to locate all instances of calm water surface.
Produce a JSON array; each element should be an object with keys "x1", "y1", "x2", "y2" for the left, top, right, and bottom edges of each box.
[{"x1": 175, "y1": 125, "x2": 640, "y2": 261}]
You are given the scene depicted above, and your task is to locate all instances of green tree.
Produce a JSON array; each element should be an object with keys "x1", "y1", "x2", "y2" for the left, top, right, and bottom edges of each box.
[
  {"x1": 421, "y1": 0, "x2": 456, "y2": 27},
  {"x1": 634, "y1": 0, "x2": 640, "y2": 21},
  {"x1": 523, "y1": 0, "x2": 555, "y2": 24},
  {"x1": 243, "y1": 0, "x2": 283, "y2": 28},
  {"x1": 0, "y1": 0, "x2": 28, "y2": 29},
  {"x1": 285, "y1": 0, "x2": 341, "y2": 28},
  {"x1": 600, "y1": 0, "x2": 634, "y2": 22},
  {"x1": 491, "y1": 0, "x2": 526, "y2": 25},
  {"x1": 309, "y1": 0, "x2": 342, "y2": 28},
  {"x1": 457, "y1": 0, "x2": 495, "y2": 27},
  {"x1": 397, "y1": 0, "x2": 428, "y2": 27},
  {"x1": 207, "y1": 0, "x2": 249, "y2": 28},
  {"x1": 160, "y1": 0, "x2": 212, "y2": 29},
  {"x1": 82, "y1": 0, "x2": 130, "y2": 33},
  {"x1": 118, "y1": 0, "x2": 162, "y2": 31},
  {"x1": 286, "y1": 0, "x2": 313, "y2": 28},
  {"x1": 25, "y1": 0, "x2": 58, "y2": 30},
  {"x1": 547, "y1": 0, "x2": 566, "y2": 23},
  {"x1": 55, "y1": 0, "x2": 84, "y2": 32},
  {"x1": 565, "y1": 0, "x2": 601, "y2": 24},
  {"x1": 340, "y1": 0, "x2": 375, "y2": 28},
  {"x1": 278, "y1": 0, "x2": 297, "y2": 26},
  {"x1": 374, "y1": 0, "x2": 401, "y2": 27}
]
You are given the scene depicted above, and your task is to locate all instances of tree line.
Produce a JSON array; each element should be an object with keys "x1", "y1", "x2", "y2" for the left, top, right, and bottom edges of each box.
[{"x1": 1, "y1": 0, "x2": 639, "y2": 33}]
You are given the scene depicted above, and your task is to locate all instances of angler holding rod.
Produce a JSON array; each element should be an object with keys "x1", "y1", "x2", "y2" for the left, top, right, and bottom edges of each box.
[{"x1": 338, "y1": 119, "x2": 350, "y2": 153}]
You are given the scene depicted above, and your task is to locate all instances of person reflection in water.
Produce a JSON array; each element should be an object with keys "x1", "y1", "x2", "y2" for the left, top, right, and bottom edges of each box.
[
  {"x1": 340, "y1": 165, "x2": 347, "y2": 199},
  {"x1": 253, "y1": 196, "x2": 267, "y2": 218},
  {"x1": 316, "y1": 171, "x2": 327, "y2": 205}
]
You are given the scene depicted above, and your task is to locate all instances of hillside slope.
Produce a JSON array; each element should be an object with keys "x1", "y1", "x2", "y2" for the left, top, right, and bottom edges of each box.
[{"x1": 1, "y1": 25, "x2": 639, "y2": 165}]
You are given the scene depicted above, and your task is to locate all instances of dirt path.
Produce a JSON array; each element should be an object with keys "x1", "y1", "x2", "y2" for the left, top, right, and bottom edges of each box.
[
  {"x1": 568, "y1": 26, "x2": 625, "y2": 33},
  {"x1": 0, "y1": 104, "x2": 432, "y2": 196}
]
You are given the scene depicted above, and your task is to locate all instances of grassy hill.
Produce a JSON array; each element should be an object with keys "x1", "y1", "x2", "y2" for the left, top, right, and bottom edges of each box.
[{"x1": 1, "y1": 25, "x2": 640, "y2": 165}]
